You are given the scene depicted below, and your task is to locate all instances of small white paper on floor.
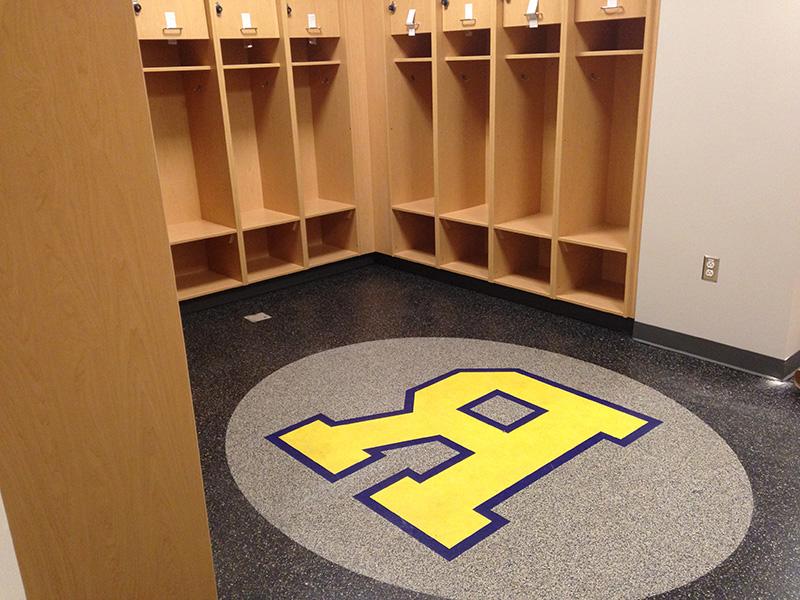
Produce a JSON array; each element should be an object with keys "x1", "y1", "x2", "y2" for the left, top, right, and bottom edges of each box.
[{"x1": 244, "y1": 312, "x2": 271, "y2": 323}]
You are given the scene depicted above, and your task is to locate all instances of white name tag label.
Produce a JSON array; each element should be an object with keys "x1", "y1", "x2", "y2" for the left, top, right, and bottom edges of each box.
[
  {"x1": 164, "y1": 11, "x2": 177, "y2": 29},
  {"x1": 241, "y1": 12, "x2": 252, "y2": 29}
]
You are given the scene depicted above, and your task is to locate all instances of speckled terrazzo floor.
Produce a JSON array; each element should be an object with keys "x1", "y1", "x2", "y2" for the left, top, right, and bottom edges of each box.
[{"x1": 181, "y1": 264, "x2": 800, "y2": 599}]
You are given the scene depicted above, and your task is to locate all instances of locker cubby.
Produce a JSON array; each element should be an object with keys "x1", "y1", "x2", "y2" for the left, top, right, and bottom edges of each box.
[
  {"x1": 220, "y1": 38, "x2": 280, "y2": 66},
  {"x1": 388, "y1": 61, "x2": 434, "y2": 215},
  {"x1": 502, "y1": 24, "x2": 561, "y2": 56},
  {"x1": 556, "y1": 242, "x2": 626, "y2": 315},
  {"x1": 140, "y1": 39, "x2": 213, "y2": 69},
  {"x1": 493, "y1": 231, "x2": 552, "y2": 295},
  {"x1": 493, "y1": 55, "x2": 558, "y2": 238},
  {"x1": 392, "y1": 212, "x2": 436, "y2": 266},
  {"x1": 391, "y1": 33, "x2": 432, "y2": 59},
  {"x1": 293, "y1": 65, "x2": 356, "y2": 218},
  {"x1": 290, "y1": 37, "x2": 341, "y2": 63},
  {"x1": 558, "y1": 54, "x2": 641, "y2": 252},
  {"x1": 224, "y1": 68, "x2": 301, "y2": 232},
  {"x1": 243, "y1": 222, "x2": 304, "y2": 282},
  {"x1": 438, "y1": 61, "x2": 489, "y2": 225},
  {"x1": 144, "y1": 70, "x2": 237, "y2": 245},
  {"x1": 171, "y1": 237, "x2": 243, "y2": 300},
  {"x1": 440, "y1": 221, "x2": 489, "y2": 279},
  {"x1": 306, "y1": 211, "x2": 358, "y2": 267},
  {"x1": 575, "y1": 18, "x2": 645, "y2": 53},
  {"x1": 442, "y1": 30, "x2": 491, "y2": 58}
]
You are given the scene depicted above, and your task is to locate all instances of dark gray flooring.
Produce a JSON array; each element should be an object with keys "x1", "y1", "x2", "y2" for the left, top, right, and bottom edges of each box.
[{"x1": 182, "y1": 264, "x2": 800, "y2": 599}]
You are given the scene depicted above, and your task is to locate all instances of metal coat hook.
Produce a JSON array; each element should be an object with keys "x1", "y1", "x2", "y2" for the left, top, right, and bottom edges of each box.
[
  {"x1": 133, "y1": 1, "x2": 142, "y2": 15},
  {"x1": 388, "y1": 1, "x2": 397, "y2": 14},
  {"x1": 441, "y1": 0, "x2": 450, "y2": 8},
  {"x1": 215, "y1": 1, "x2": 223, "y2": 16}
]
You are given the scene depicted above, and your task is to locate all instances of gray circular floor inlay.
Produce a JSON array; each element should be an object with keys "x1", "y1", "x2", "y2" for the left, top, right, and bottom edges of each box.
[{"x1": 226, "y1": 338, "x2": 753, "y2": 600}]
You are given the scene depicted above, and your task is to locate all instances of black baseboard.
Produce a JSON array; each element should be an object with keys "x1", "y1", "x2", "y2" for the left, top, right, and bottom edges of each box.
[
  {"x1": 180, "y1": 252, "x2": 634, "y2": 333},
  {"x1": 374, "y1": 254, "x2": 634, "y2": 333},
  {"x1": 634, "y1": 322, "x2": 800, "y2": 380}
]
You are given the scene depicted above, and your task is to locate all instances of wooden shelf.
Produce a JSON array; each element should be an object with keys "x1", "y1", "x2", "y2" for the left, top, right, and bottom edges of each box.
[
  {"x1": 167, "y1": 220, "x2": 235, "y2": 245},
  {"x1": 394, "y1": 248, "x2": 436, "y2": 267},
  {"x1": 444, "y1": 55, "x2": 491, "y2": 63},
  {"x1": 305, "y1": 198, "x2": 355, "y2": 218},
  {"x1": 241, "y1": 208, "x2": 299, "y2": 231},
  {"x1": 505, "y1": 53, "x2": 560, "y2": 61},
  {"x1": 292, "y1": 60, "x2": 341, "y2": 68},
  {"x1": 441, "y1": 260, "x2": 489, "y2": 280},
  {"x1": 560, "y1": 225, "x2": 628, "y2": 253},
  {"x1": 494, "y1": 271, "x2": 550, "y2": 296},
  {"x1": 247, "y1": 256, "x2": 303, "y2": 283},
  {"x1": 577, "y1": 49, "x2": 643, "y2": 58},
  {"x1": 394, "y1": 57, "x2": 432, "y2": 64},
  {"x1": 557, "y1": 282, "x2": 625, "y2": 315},
  {"x1": 175, "y1": 270, "x2": 241, "y2": 301},
  {"x1": 393, "y1": 198, "x2": 434, "y2": 217},
  {"x1": 308, "y1": 244, "x2": 358, "y2": 268},
  {"x1": 223, "y1": 63, "x2": 280, "y2": 71},
  {"x1": 495, "y1": 214, "x2": 552, "y2": 238},
  {"x1": 143, "y1": 65, "x2": 212, "y2": 73},
  {"x1": 440, "y1": 204, "x2": 488, "y2": 226}
]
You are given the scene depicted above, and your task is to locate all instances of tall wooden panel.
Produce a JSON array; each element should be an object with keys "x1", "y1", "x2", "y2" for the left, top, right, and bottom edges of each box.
[{"x1": 0, "y1": 2, "x2": 217, "y2": 598}]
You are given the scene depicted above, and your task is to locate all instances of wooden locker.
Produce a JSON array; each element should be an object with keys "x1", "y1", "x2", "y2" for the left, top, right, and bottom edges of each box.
[
  {"x1": 502, "y1": 0, "x2": 562, "y2": 28},
  {"x1": 442, "y1": 0, "x2": 492, "y2": 32},
  {"x1": 389, "y1": 0, "x2": 433, "y2": 36},
  {"x1": 286, "y1": 1, "x2": 341, "y2": 38},
  {"x1": 212, "y1": 0, "x2": 280, "y2": 38},
  {"x1": 575, "y1": 0, "x2": 647, "y2": 22},
  {"x1": 133, "y1": 0, "x2": 210, "y2": 40}
]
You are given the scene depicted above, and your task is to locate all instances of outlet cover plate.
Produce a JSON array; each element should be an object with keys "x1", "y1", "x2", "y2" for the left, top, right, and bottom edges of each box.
[{"x1": 702, "y1": 256, "x2": 720, "y2": 282}]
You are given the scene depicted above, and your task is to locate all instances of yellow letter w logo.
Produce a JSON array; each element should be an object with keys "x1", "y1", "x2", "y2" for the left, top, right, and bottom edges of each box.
[{"x1": 268, "y1": 369, "x2": 660, "y2": 559}]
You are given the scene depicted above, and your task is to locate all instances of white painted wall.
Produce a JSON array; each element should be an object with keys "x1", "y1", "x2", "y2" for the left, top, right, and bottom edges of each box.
[
  {"x1": 636, "y1": 0, "x2": 800, "y2": 360},
  {"x1": 0, "y1": 491, "x2": 26, "y2": 599}
]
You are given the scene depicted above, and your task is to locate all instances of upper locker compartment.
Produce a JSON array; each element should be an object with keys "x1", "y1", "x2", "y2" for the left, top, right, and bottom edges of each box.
[
  {"x1": 286, "y1": 1, "x2": 341, "y2": 38},
  {"x1": 574, "y1": 0, "x2": 646, "y2": 22},
  {"x1": 133, "y1": 0, "x2": 210, "y2": 39},
  {"x1": 389, "y1": 1, "x2": 433, "y2": 36},
  {"x1": 503, "y1": 0, "x2": 562, "y2": 28},
  {"x1": 211, "y1": 0, "x2": 280, "y2": 39},
  {"x1": 442, "y1": 0, "x2": 492, "y2": 32}
]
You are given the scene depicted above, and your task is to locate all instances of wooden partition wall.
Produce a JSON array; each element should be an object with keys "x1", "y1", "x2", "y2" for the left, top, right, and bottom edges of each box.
[
  {"x1": 0, "y1": 2, "x2": 217, "y2": 598},
  {"x1": 133, "y1": 0, "x2": 375, "y2": 300},
  {"x1": 373, "y1": 0, "x2": 660, "y2": 317}
]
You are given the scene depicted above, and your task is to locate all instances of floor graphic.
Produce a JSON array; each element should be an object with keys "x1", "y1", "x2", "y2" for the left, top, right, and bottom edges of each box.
[
  {"x1": 227, "y1": 338, "x2": 753, "y2": 599},
  {"x1": 268, "y1": 369, "x2": 661, "y2": 559}
]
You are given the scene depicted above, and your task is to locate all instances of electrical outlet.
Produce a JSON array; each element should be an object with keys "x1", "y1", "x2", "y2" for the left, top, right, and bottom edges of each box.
[{"x1": 702, "y1": 256, "x2": 720, "y2": 282}]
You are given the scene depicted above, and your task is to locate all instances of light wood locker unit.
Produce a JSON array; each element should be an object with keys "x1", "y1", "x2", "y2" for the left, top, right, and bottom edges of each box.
[
  {"x1": 212, "y1": 0, "x2": 280, "y2": 39},
  {"x1": 440, "y1": 220, "x2": 489, "y2": 279},
  {"x1": 393, "y1": 211, "x2": 436, "y2": 266},
  {"x1": 134, "y1": 0, "x2": 210, "y2": 39},
  {"x1": 558, "y1": 53, "x2": 643, "y2": 253},
  {"x1": 306, "y1": 211, "x2": 358, "y2": 267},
  {"x1": 493, "y1": 22, "x2": 560, "y2": 239},
  {"x1": 171, "y1": 236, "x2": 244, "y2": 300},
  {"x1": 388, "y1": 0, "x2": 433, "y2": 36},
  {"x1": 494, "y1": 230, "x2": 552, "y2": 295},
  {"x1": 223, "y1": 52, "x2": 301, "y2": 232},
  {"x1": 556, "y1": 242, "x2": 626, "y2": 314},
  {"x1": 574, "y1": 0, "x2": 646, "y2": 23},
  {"x1": 503, "y1": 0, "x2": 562, "y2": 28},
  {"x1": 442, "y1": 0, "x2": 492, "y2": 31},
  {"x1": 143, "y1": 69, "x2": 239, "y2": 245},
  {"x1": 243, "y1": 222, "x2": 305, "y2": 281},
  {"x1": 286, "y1": 0, "x2": 341, "y2": 38},
  {"x1": 290, "y1": 21, "x2": 359, "y2": 240}
]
